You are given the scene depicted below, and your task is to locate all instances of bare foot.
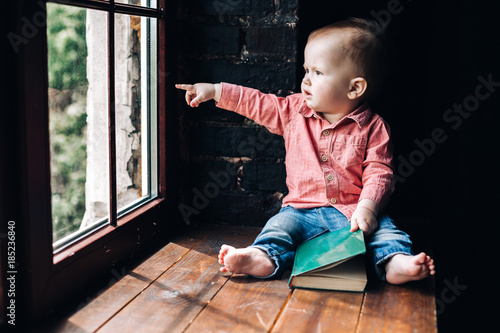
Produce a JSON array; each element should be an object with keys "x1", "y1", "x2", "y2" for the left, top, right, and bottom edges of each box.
[
  {"x1": 218, "y1": 245, "x2": 276, "y2": 277},
  {"x1": 385, "y1": 252, "x2": 436, "y2": 285}
]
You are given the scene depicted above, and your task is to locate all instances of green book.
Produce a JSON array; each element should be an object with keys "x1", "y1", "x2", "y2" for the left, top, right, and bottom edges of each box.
[{"x1": 288, "y1": 227, "x2": 367, "y2": 292}]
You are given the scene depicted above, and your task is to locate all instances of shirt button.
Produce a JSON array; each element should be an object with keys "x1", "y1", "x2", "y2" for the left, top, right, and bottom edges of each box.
[
  {"x1": 330, "y1": 198, "x2": 337, "y2": 204},
  {"x1": 322, "y1": 130, "x2": 330, "y2": 136},
  {"x1": 326, "y1": 174, "x2": 334, "y2": 181},
  {"x1": 321, "y1": 155, "x2": 328, "y2": 162}
]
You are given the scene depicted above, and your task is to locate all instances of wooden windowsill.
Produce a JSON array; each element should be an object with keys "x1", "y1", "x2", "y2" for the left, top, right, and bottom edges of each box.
[{"x1": 39, "y1": 223, "x2": 437, "y2": 333}]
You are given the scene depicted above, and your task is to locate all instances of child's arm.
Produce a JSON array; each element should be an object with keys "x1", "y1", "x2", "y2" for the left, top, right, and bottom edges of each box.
[
  {"x1": 350, "y1": 199, "x2": 379, "y2": 235},
  {"x1": 176, "y1": 82, "x2": 303, "y2": 137},
  {"x1": 351, "y1": 118, "x2": 393, "y2": 236},
  {"x1": 176, "y1": 83, "x2": 222, "y2": 107}
]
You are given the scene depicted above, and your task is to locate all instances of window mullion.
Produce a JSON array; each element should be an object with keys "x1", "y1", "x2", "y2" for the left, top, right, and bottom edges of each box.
[{"x1": 108, "y1": 2, "x2": 117, "y2": 226}]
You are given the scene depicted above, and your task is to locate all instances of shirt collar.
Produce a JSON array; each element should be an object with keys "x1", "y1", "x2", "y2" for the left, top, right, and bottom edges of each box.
[{"x1": 298, "y1": 101, "x2": 372, "y2": 128}]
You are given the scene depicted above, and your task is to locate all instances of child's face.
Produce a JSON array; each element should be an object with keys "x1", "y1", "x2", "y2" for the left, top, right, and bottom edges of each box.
[{"x1": 301, "y1": 35, "x2": 356, "y2": 116}]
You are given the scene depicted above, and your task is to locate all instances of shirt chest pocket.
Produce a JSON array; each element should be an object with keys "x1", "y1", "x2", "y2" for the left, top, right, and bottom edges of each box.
[{"x1": 332, "y1": 134, "x2": 367, "y2": 167}]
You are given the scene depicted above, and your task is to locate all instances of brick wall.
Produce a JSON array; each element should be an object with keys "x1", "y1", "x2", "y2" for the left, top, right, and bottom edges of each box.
[{"x1": 177, "y1": 0, "x2": 299, "y2": 226}]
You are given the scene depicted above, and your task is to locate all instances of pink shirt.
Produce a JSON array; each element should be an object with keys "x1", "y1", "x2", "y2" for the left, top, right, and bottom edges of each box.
[{"x1": 216, "y1": 83, "x2": 394, "y2": 219}]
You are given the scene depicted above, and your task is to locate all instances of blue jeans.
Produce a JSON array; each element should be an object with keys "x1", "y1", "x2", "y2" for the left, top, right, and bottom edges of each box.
[{"x1": 250, "y1": 206, "x2": 413, "y2": 281}]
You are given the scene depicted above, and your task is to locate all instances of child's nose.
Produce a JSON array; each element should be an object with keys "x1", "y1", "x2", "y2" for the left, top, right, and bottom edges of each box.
[{"x1": 302, "y1": 74, "x2": 311, "y2": 85}]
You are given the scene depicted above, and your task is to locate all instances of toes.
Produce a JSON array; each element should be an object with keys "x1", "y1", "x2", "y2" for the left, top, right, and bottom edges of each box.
[
  {"x1": 219, "y1": 245, "x2": 237, "y2": 272},
  {"x1": 219, "y1": 245, "x2": 235, "y2": 264},
  {"x1": 220, "y1": 244, "x2": 235, "y2": 256},
  {"x1": 413, "y1": 252, "x2": 427, "y2": 264},
  {"x1": 424, "y1": 255, "x2": 436, "y2": 274}
]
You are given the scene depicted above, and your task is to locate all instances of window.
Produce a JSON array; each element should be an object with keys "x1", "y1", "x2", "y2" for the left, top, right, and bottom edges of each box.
[
  {"x1": 47, "y1": 1, "x2": 159, "y2": 250},
  {"x1": 3, "y1": 0, "x2": 177, "y2": 321}
]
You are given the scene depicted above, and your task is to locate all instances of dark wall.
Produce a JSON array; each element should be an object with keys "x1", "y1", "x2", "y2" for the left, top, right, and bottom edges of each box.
[
  {"x1": 427, "y1": 2, "x2": 500, "y2": 332},
  {"x1": 176, "y1": 0, "x2": 298, "y2": 227},
  {"x1": 176, "y1": 1, "x2": 500, "y2": 331}
]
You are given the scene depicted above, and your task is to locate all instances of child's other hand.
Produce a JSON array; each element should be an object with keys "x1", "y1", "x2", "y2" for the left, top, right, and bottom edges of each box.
[
  {"x1": 350, "y1": 207, "x2": 378, "y2": 236},
  {"x1": 175, "y1": 83, "x2": 221, "y2": 107}
]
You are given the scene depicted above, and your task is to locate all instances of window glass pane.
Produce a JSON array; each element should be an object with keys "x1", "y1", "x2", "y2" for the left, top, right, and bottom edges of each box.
[
  {"x1": 114, "y1": 13, "x2": 158, "y2": 215},
  {"x1": 115, "y1": 0, "x2": 157, "y2": 9},
  {"x1": 49, "y1": 3, "x2": 158, "y2": 250},
  {"x1": 48, "y1": 4, "x2": 109, "y2": 245}
]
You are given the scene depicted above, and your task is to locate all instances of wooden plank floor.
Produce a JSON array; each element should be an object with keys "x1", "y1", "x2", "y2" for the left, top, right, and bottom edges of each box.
[{"x1": 42, "y1": 225, "x2": 437, "y2": 333}]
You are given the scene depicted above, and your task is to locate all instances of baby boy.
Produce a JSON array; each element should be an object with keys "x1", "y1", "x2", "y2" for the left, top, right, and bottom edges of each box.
[{"x1": 177, "y1": 18, "x2": 435, "y2": 284}]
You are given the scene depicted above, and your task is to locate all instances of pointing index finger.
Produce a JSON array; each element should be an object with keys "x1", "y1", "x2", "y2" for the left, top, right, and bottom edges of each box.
[{"x1": 175, "y1": 84, "x2": 194, "y2": 91}]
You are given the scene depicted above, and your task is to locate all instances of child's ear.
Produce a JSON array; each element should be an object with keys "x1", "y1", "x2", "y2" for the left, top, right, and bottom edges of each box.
[{"x1": 347, "y1": 77, "x2": 367, "y2": 100}]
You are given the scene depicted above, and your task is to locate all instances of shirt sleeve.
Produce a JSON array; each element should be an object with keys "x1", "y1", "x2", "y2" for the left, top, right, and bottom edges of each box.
[
  {"x1": 359, "y1": 117, "x2": 395, "y2": 210},
  {"x1": 216, "y1": 82, "x2": 300, "y2": 136}
]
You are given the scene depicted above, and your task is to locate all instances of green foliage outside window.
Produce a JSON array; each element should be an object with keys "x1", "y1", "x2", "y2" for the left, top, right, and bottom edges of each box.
[
  {"x1": 47, "y1": 4, "x2": 88, "y2": 242},
  {"x1": 47, "y1": 5, "x2": 87, "y2": 90}
]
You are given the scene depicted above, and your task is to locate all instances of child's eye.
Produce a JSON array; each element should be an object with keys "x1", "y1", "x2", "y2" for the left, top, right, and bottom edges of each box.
[{"x1": 315, "y1": 70, "x2": 323, "y2": 75}]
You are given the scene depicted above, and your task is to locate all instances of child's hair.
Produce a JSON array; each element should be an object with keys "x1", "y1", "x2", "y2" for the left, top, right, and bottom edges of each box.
[{"x1": 308, "y1": 18, "x2": 388, "y2": 102}]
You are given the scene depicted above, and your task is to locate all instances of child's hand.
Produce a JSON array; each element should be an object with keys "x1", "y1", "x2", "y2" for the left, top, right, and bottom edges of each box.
[
  {"x1": 175, "y1": 83, "x2": 221, "y2": 107},
  {"x1": 350, "y1": 199, "x2": 380, "y2": 236},
  {"x1": 350, "y1": 207, "x2": 378, "y2": 236}
]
